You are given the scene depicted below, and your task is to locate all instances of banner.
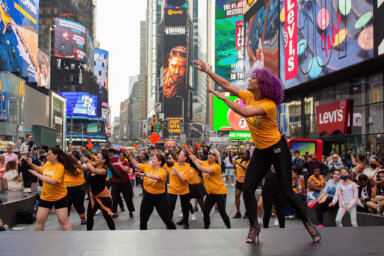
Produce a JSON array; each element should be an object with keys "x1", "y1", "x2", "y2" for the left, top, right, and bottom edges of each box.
[
  {"x1": 284, "y1": 0, "x2": 297, "y2": 80},
  {"x1": 213, "y1": 96, "x2": 249, "y2": 131},
  {"x1": 316, "y1": 100, "x2": 352, "y2": 135}
]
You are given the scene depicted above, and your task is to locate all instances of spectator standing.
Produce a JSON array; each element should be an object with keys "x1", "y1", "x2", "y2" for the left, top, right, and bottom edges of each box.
[
  {"x1": 224, "y1": 151, "x2": 235, "y2": 187},
  {"x1": 329, "y1": 168, "x2": 363, "y2": 227},
  {"x1": 351, "y1": 153, "x2": 366, "y2": 180},
  {"x1": 303, "y1": 153, "x2": 329, "y2": 178},
  {"x1": 19, "y1": 133, "x2": 36, "y2": 193},
  {"x1": 292, "y1": 150, "x2": 304, "y2": 169},
  {"x1": 3, "y1": 145, "x2": 19, "y2": 169}
]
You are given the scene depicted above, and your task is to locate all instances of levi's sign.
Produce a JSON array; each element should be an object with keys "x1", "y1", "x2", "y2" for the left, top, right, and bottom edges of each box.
[
  {"x1": 316, "y1": 100, "x2": 352, "y2": 135},
  {"x1": 285, "y1": 0, "x2": 298, "y2": 80}
]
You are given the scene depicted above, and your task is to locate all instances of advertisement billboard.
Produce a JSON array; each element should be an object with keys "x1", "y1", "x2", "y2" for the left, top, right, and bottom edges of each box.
[
  {"x1": 54, "y1": 18, "x2": 86, "y2": 63},
  {"x1": 37, "y1": 50, "x2": 50, "y2": 88},
  {"x1": 244, "y1": 0, "x2": 279, "y2": 79},
  {"x1": 94, "y1": 48, "x2": 109, "y2": 91},
  {"x1": 163, "y1": 8, "x2": 187, "y2": 121},
  {"x1": 375, "y1": 1, "x2": 384, "y2": 55},
  {"x1": 58, "y1": 92, "x2": 97, "y2": 117},
  {"x1": 165, "y1": 0, "x2": 187, "y2": 8},
  {"x1": 213, "y1": 95, "x2": 249, "y2": 131},
  {"x1": 0, "y1": 0, "x2": 39, "y2": 82},
  {"x1": 244, "y1": 0, "x2": 259, "y2": 15},
  {"x1": 215, "y1": 0, "x2": 245, "y2": 90},
  {"x1": 280, "y1": 0, "x2": 374, "y2": 89},
  {"x1": 86, "y1": 33, "x2": 95, "y2": 71}
]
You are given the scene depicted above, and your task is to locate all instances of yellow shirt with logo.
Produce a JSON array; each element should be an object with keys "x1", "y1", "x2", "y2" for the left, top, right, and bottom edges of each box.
[
  {"x1": 188, "y1": 166, "x2": 201, "y2": 185},
  {"x1": 234, "y1": 159, "x2": 249, "y2": 183},
  {"x1": 64, "y1": 168, "x2": 85, "y2": 187},
  {"x1": 168, "y1": 162, "x2": 190, "y2": 195},
  {"x1": 238, "y1": 90, "x2": 281, "y2": 149},
  {"x1": 201, "y1": 161, "x2": 227, "y2": 195},
  {"x1": 40, "y1": 162, "x2": 67, "y2": 201},
  {"x1": 140, "y1": 164, "x2": 167, "y2": 194}
]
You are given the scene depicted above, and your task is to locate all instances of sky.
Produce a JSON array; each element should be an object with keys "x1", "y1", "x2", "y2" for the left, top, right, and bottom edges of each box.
[{"x1": 96, "y1": 0, "x2": 147, "y2": 119}]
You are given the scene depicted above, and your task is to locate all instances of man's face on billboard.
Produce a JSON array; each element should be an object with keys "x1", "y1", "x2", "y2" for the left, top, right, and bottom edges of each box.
[
  {"x1": 62, "y1": 31, "x2": 69, "y2": 40},
  {"x1": 168, "y1": 56, "x2": 186, "y2": 83}
]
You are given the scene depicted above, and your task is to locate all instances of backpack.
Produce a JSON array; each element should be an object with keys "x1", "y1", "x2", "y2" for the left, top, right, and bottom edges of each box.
[{"x1": 16, "y1": 209, "x2": 35, "y2": 224}]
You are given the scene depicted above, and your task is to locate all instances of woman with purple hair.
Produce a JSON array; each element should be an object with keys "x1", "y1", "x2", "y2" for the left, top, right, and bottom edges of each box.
[{"x1": 193, "y1": 59, "x2": 320, "y2": 244}]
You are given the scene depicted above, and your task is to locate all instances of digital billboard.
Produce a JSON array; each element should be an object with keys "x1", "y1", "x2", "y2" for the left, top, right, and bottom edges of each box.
[
  {"x1": 0, "y1": 0, "x2": 39, "y2": 83},
  {"x1": 37, "y1": 50, "x2": 50, "y2": 88},
  {"x1": 244, "y1": 0, "x2": 259, "y2": 15},
  {"x1": 163, "y1": 7, "x2": 187, "y2": 123},
  {"x1": 244, "y1": 0, "x2": 279, "y2": 78},
  {"x1": 54, "y1": 18, "x2": 86, "y2": 63},
  {"x1": 86, "y1": 33, "x2": 95, "y2": 71},
  {"x1": 213, "y1": 95, "x2": 249, "y2": 131},
  {"x1": 280, "y1": 0, "x2": 374, "y2": 89},
  {"x1": 215, "y1": 0, "x2": 245, "y2": 90},
  {"x1": 375, "y1": 1, "x2": 384, "y2": 55},
  {"x1": 58, "y1": 92, "x2": 97, "y2": 117},
  {"x1": 165, "y1": 0, "x2": 187, "y2": 8},
  {"x1": 94, "y1": 48, "x2": 109, "y2": 91}
]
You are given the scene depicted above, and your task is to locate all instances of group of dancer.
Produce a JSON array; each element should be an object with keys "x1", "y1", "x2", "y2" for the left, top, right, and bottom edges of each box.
[{"x1": 26, "y1": 60, "x2": 320, "y2": 244}]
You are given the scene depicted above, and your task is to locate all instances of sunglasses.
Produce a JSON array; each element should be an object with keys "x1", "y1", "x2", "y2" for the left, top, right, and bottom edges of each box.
[{"x1": 208, "y1": 152, "x2": 216, "y2": 156}]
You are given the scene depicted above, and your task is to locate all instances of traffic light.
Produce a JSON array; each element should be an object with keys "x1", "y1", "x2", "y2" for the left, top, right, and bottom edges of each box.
[
  {"x1": 97, "y1": 123, "x2": 102, "y2": 131},
  {"x1": 151, "y1": 122, "x2": 155, "y2": 132}
]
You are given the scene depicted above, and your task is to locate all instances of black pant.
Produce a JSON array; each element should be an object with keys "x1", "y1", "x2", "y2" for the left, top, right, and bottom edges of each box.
[
  {"x1": 315, "y1": 196, "x2": 335, "y2": 224},
  {"x1": 67, "y1": 185, "x2": 85, "y2": 216},
  {"x1": 140, "y1": 191, "x2": 176, "y2": 230},
  {"x1": 111, "y1": 181, "x2": 135, "y2": 213},
  {"x1": 20, "y1": 159, "x2": 34, "y2": 188},
  {"x1": 86, "y1": 197, "x2": 115, "y2": 230},
  {"x1": 202, "y1": 194, "x2": 230, "y2": 229},
  {"x1": 262, "y1": 171, "x2": 285, "y2": 228},
  {"x1": 243, "y1": 137, "x2": 309, "y2": 227},
  {"x1": 168, "y1": 193, "x2": 190, "y2": 224}
]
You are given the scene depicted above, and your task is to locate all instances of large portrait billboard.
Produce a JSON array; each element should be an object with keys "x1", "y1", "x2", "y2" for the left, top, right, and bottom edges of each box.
[
  {"x1": 280, "y1": 0, "x2": 374, "y2": 89},
  {"x1": 244, "y1": 0, "x2": 279, "y2": 78},
  {"x1": 215, "y1": 0, "x2": 245, "y2": 90},
  {"x1": 0, "y1": 0, "x2": 39, "y2": 83},
  {"x1": 37, "y1": 50, "x2": 50, "y2": 88},
  {"x1": 163, "y1": 7, "x2": 187, "y2": 129},
  {"x1": 54, "y1": 18, "x2": 86, "y2": 63},
  {"x1": 94, "y1": 48, "x2": 109, "y2": 91}
]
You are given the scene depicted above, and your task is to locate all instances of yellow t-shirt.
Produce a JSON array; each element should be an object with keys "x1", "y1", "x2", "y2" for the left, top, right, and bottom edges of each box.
[
  {"x1": 140, "y1": 164, "x2": 167, "y2": 194},
  {"x1": 40, "y1": 162, "x2": 67, "y2": 202},
  {"x1": 234, "y1": 159, "x2": 249, "y2": 183},
  {"x1": 307, "y1": 175, "x2": 325, "y2": 192},
  {"x1": 201, "y1": 161, "x2": 227, "y2": 195},
  {"x1": 168, "y1": 162, "x2": 190, "y2": 195},
  {"x1": 188, "y1": 167, "x2": 201, "y2": 185},
  {"x1": 64, "y1": 168, "x2": 85, "y2": 187},
  {"x1": 238, "y1": 90, "x2": 281, "y2": 149}
]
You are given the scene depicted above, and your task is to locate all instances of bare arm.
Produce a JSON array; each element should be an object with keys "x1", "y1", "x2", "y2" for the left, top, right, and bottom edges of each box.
[
  {"x1": 123, "y1": 149, "x2": 140, "y2": 169},
  {"x1": 173, "y1": 167, "x2": 187, "y2": 183},
  {"x1": 113, "y1": 162, "x2": 130, "y2": 172},
  {"x1": 86, "y1": 162, "x2": 107, "y2": 176},
  {"x1": 26, "y1": 158, "x2": 41, "y2": 174},
  {"x1": 189, "y1": 155, "x2": 214, "y2": 174},
  {"x1": 135, "y1": 171, "x2": 162, "y2": 181},
  {"x1": 193, "y1": 59, "x2": 240, "y2": 96}
]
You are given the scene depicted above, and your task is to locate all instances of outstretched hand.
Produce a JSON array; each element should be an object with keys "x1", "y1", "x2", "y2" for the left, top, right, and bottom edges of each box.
[
  {"x1": 207, "y1": 88, "x2": 225, "y2": 100},
  {"x1": 193, "y1": 59, "x2": 209, "y2": 73}
]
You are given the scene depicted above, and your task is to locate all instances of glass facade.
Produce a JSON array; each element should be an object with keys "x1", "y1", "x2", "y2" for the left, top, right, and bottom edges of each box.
[{"x1": 0, "y1": 72, "x2": 25, "y2": 149}]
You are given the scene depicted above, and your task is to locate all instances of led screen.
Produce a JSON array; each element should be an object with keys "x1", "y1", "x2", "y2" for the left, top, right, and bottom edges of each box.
[
  {"x1": 94, "y1": 48, "x2": 109, "y2": 91},
  {"x1": 0, "y1": 0, "x2": 39, "y2": 83},
  {"x1": 58, "y1": 92, "x2": 97, "y2": 117},
  {"x1": 280, "y1": 0, "x2": 374, "y2": 89},
  {"x1": 54, "y1": 18, "x2": 86, "y2": 63},
  {"x1": 290, "y1": 141, "x2": 317, "y2": 156},
  {"x1": 215, "y1": 0, "x2": 245, "y2": 90},
  {"x1": 244, "y1": 0, "x2": 279, "y2": 79},
  {"x1": 213, "y1": 95, "x2": 249, "y2": 131}
]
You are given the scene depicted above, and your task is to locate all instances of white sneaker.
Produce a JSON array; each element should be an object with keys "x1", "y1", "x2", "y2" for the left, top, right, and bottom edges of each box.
[
  {"x1": 231, "y1": 183, "x2": 234, "y2": 187},
  {"x1": 274, "y1": 218, "x2": 279, "y2": 226},
  {"x1": 24, "y1": 188, "x2": 32, "y2": 193},
  {"x1": 258, "y1": 218, "x2": 263, "y2": 225},
  {"x1": 179, "y1": 212, "x2": 183, "y2": 218},
  {"x1": 95, "y1": 209, "x2": 102, "y2": 216},
  {"x1": 191, "y1": 214, "x2": 196, "y2": 221}
]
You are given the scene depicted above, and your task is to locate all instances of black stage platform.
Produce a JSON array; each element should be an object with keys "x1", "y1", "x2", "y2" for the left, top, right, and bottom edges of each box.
[
  {"x1": 1, "y1": 227, "x2": 382, "y2": 256},
  {"x1": 0, "y1": 192, "x2": 38, "y2": 227}
]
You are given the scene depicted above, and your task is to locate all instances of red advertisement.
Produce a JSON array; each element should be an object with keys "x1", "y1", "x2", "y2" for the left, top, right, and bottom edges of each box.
[
  {"x1": 284, "y1": 0, "x2": 298, "y2": 81},
  {"x1": 316, "y1": 100, "x2": 352, "y2": 135}
]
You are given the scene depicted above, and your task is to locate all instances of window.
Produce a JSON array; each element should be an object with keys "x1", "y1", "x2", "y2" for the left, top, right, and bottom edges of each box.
[{"x1": 99, "y1": 71, "x2": 102, "y2": 76}]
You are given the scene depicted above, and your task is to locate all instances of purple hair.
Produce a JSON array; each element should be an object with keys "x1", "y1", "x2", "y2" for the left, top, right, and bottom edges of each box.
[{"x1": 249, "y1": 68, "x2": 284, "y2": 105}]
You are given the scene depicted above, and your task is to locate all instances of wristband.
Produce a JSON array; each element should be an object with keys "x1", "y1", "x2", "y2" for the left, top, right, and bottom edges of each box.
[{"x1": 205, "y1": 67, "x2": 209, "y2": 73}]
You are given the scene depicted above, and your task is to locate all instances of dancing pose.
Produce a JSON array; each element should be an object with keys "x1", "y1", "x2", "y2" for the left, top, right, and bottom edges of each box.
[
  {"x1": 193, "y1": 59, "x2": 320, "y2": 243},
  {"x1": 84, "y1": 150, "x2": 123, "y2": 230},
  {"x1": 27, "y1": 148, "x2": 78, "y2": 231},
  {"x1": 124, "y1": 149, "x2": 176, "y2": 230},
  {"x1": 187, "y1": 148, "x2": 231, "y2": 229}
]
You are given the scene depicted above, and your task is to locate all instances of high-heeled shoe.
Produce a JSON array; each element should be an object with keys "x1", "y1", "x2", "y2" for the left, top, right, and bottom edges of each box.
[
  {"x1": 305, "y1": 222, "x2": 321, "y2": 243},
  {"x1": 245, "y1": 225, "x2": 260, "y2": 243}
]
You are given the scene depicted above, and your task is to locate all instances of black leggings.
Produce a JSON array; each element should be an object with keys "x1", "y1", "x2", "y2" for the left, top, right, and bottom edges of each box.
[
  {"x1": 262, "y1": 171, "x2": 285, "y2": 228},
  {"x1": 202, "y1": 194, "x2": 230, "y2": 229},
  {"x1": 67, "y1": 185, "x2": 85, "y2": 216},
  {"x1": 243, "y1": 137, "x2": 309, "y2": 227},
  {"x1": 315, "y1": 196, "x2": 334, "y2": 224},
  {"x1": 111, "y1": 181, "x2": 135, "y2": 213},
  {"x1": 140, "y1": 191, "x2": 176, "y2": 230},
  {"x1": 86, "y1": 197, "x2": 115, "y2": 230},
  {"x1": 168, "y1": 193, "x2": 190, "y2": 224}
]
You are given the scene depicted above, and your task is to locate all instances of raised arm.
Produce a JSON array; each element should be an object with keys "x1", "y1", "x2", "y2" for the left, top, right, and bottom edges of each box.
[
  {"x1": 188, "y1": 154, "x2": 214, "y2": 174},
  {"x1": 123, "y1": 149, "x2": 140, "y2": 169},
  {"x1": 26, "y1": 158, "x2": 41, "y2": 174},
  {"x1": 86, "y1": 162, "x2": 107, "y2": 176},
  {"x1": 193, "y1": 59, "x2": 240, "y2": 97},
  {"x1": 208, "y1": 88, "x2": 265, "y2": 118}
]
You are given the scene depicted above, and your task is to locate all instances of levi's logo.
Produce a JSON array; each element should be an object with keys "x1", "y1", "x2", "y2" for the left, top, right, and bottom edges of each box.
[
  {"x1": 274, "y1": 148, "x2": 281, "y2": 154},
  {"x1": 319, "y1": 109, "x2": 343, "y2": 124}
]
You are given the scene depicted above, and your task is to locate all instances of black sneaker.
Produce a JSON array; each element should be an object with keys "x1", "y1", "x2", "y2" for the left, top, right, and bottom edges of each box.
[
  {"x1": 176, "y1": 219, "x2": 186, "y2": 225},
  {"x1": 233, "y1": 212, "x2": 242, "y2": 219},
  {"x1": 243, "y1": 212, "x2": 249, "y2": 219},
  {"x1": 183, "y1": 224, "x2": 189, "y2": 229}
]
